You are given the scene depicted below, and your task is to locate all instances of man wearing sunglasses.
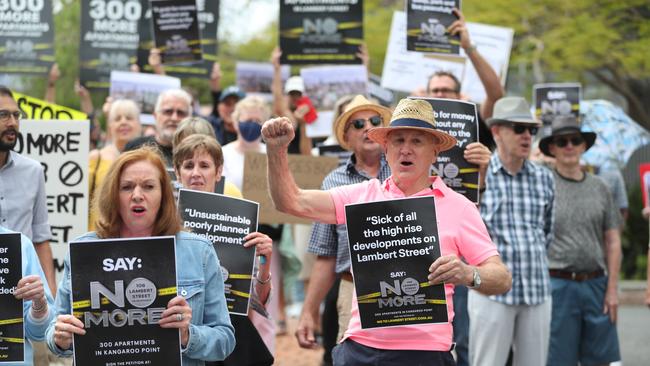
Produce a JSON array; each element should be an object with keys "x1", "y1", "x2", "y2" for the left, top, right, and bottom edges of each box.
[
  {"x1": 538, "y1": 116, "x2": 621, "y2": 366},
  {"x1": 469, "y1": 96, "x2": 555, "y2": 366},
  {"x1": 295, "y1": 95, "x2": 393, "y2": 353},
  {"x1": 125, "y1": 89, "x2": 192, "y2": 167}
]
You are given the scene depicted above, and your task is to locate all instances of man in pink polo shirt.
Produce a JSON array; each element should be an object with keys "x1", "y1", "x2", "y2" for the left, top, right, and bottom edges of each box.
[{"x1": 262, "y1": 98, "x2": 511, "y2": 365}]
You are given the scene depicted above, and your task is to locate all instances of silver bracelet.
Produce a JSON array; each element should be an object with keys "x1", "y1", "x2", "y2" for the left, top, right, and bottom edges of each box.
[
  {"x1": 256, "y1": 272, "x2": 272, "y2": 285},
  {"x1": 31, "y1": 298, "x2": 47, "y2": 313}
]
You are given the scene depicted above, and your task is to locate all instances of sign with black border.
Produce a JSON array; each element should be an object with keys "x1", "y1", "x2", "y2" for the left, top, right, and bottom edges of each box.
[
  {"x1": 0, "y1": 232, "x2": 24, "y2": 363},
  {"x1": 70, "y1": 236, "x2": 180, "y2": 366},
  {"x1": 345, "y1": 196, "x2": 448, "y2": 329},
  {"x1": 406, "y1": 0, "x2": 461, "y2": 55},
  {"x1": 177, "y1": 189, "x2": 258, "y2": 315}
]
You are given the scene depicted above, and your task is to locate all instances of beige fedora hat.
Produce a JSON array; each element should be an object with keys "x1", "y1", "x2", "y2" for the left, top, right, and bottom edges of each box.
[
  {"x1": 367, "y1": 98, "x2": 456, "y2": 152},
  {"x1": 334, "y1": 95, "x2": 392, "y2": 151}
]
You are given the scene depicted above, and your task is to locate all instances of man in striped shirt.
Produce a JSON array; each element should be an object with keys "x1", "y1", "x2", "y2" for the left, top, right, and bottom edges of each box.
[{"x1": 470, "y1": 97, "x2": 555, "y2": 366}]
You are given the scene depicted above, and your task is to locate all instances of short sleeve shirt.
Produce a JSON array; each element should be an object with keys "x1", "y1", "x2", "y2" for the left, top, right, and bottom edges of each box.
[{"x1": 329, "y1": 176, "x2": 498, "y2": 351}]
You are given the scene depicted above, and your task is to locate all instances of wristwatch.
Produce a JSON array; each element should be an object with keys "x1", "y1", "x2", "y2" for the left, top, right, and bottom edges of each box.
[{"x1": 468, "y1": 267, "x2": 481, "y2": 289}]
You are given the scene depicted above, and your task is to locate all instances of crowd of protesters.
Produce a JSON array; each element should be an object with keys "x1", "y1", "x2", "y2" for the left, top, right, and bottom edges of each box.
[{"x1": 2, "y1": 7, "x2": 649, "y2": 366}]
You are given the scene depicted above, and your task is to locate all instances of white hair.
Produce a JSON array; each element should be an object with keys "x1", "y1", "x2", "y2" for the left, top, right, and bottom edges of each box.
[{"x1": 154, "y1": 89, "x2": 192, "y2": 112}]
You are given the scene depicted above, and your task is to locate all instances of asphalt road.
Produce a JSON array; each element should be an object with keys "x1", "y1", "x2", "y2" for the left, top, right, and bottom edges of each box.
[{"x1": 617, "y1": 305, "x2": 650, "y2": 366}]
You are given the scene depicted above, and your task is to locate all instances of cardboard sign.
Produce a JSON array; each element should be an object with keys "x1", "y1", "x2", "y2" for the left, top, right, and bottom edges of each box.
[
  {"x1": 13, "y1": 92, "x2": 87, "y2": 121},
  {"x1": 0, "y1": 0, "x2": 55, "y2": 75},
  {"x1": 177, "y1": 189, "x2": 258, "y2": 315},
  {"x1": 0, "y1": 232, "x2": 24, "y2": 363},
  {"x1": 236, "y1": 61, "x2": 290, "y2": 101},
  {"x1": 150, "y1": 0, "x2": 202, "y2": 65},
  {"x1": 411, "y1": 97, "x2": 480, "y2": 202},
  {"x1": 80, "y1": 0, "x2": 142, "y2": 89},
  {"x1": 109, "y1": 71, "x2": 181, "y2": 125},
  {"x1": 301, "y1": 64, "x2": 368, "y2": 138},
  {"x1": 15, "y1": 120, "x2": 89, "y2": 283},
  {"x1": 279, "y1": 0, "x2": 363, "y2": 64},
  {"x1": 640, "y1": 163, "x2": 650, "y2": 208},
  {"x1": 317, "y1": 144, "x2": 352, "y2": 167},
  {"x1": 345, "y1": 196, "x2": 447, "y2": 329},
  {"x1": 533, "y1": 83, "x2": 581, "y2": 135},
  {"x1": 70, "y1": 236, "x2": 180, "y2": 366},
  {"x1": 406, "y1": 0, "x2": 461, "y2": 55},
  {"x1": 242, "y1": 152, "x2": 338, "y2": 225},
  {"x1": 138, "y1": 0, "x2": 219, "y2": 78}
]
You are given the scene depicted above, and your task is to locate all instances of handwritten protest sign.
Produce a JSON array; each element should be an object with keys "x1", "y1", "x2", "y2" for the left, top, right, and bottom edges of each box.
[
  {"x1": 15, "y1": 120, "x2": 89, "y2": 282},
  {"x1": 13, "y1": 92, "x2": 87, "y2": 121}
]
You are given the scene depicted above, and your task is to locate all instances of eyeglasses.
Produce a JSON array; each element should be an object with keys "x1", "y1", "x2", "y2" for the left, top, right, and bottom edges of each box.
[
  {"x1": 349, "y1": 116, "x2": 383, "y2": 130},
  {"x1": 160, "y1": 108, "x2": 189, "y2": 118},
  {"x1": 429, "y1": 88, "x2": 459, "y2": 95},
  {"x1": 507, "y1": 124, "x2": 538, "y2": 135},
  {"x1": 0, "y1": 109, "x2": 25, "y2": 122},
  {"x1": 553, "y1": 136, "x2": 584, "y2": 147}
]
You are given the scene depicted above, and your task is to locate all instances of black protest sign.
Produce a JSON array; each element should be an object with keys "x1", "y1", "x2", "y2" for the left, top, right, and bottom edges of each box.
[
  {"x1": 0, "y1": 0, "x2": 55, "y2": 75},
  {"x1": 150, "y1": 0, "x2": 202, "y2": 65},
  {"x1": 138, "y1": 0, "x2": 219, "y2": 78},
  {"x1": 533, "y1": 83, "x2": 581, "y2": 134},
  {"x1": 412, "y1": 97, "x2": 480, "y2": 203},
  {"x1": 406, "y1": 0, "x2": 461, "y2": 55},
  {"x1": 70, "y1": 236, "x2": 180, "y2": 366},
  {"x1": 177, "y1": 189, "x2": 258, "y2": 315},
  {"x1": 80, "y1": 0, "x2": 142, "y2": 89},
  {"x1": 279, "y1": 0, "x2": 363, "y2": 64},
  {"x1": 345, "y1": 197, "x2": 447, "y2": 329},
  {"x1": 0, "y1": 233, "x2": 23, "y2": 363}
]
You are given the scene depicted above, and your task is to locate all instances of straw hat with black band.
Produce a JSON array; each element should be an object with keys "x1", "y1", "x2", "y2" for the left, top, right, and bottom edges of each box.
[
  {"x1": 367, "y1": 98, "x2": 457, "y2": 152},
  {"x1": 334, "y1": 95, "x2": 393, "y2": 151},
  {"x1": 538, "y1": 115, "x2": 596, "y2": 157}
]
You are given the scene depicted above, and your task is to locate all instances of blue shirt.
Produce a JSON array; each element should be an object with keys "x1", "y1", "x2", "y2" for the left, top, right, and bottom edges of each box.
[
  {"x1": 479, "y1": 154, "x2": 555, "y2": 306},
  {"x1": 307, "y1": 155, "x2": 391, "y2": 274},
  {"x1": 0, "y1": 226, "x2": 55, "y2": 366},
  {"x1": 0, "y1": 151, "x2": 51, "y2": 243},
  {"x1": 46, "y1": 231, "x2": 235, "y2": 365}
]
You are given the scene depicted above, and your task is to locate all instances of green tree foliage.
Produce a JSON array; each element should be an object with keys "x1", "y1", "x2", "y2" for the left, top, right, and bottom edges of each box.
[{"x1": 464, "y1": 0, "x2": 650, "y2": 130}]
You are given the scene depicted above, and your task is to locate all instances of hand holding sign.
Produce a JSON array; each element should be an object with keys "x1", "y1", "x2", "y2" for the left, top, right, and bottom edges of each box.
[
  {"x1": 159, "y1": 296, "x2": 192, "y2": 347},
  {"x1": 427, "y1": 255, "x2": 473, "y2": 286},
  {"x1": 448, "y1": 9, "x2": 471, "y2": 51},
  {"x1": 14, "y1": 274, "x2": 46, "y2": 304},
  {"x1": 262, "y1": 117, "x2": 295, "y2": 149},
  {"x1": 53, "y1": 314, "x2": 86, "y2": 350}
]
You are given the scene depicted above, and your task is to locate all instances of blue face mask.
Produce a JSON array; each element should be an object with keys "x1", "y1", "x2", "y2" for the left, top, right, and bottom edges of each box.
[{"x1": 238, "y1": 120, "x2": 262, "y2": 142}]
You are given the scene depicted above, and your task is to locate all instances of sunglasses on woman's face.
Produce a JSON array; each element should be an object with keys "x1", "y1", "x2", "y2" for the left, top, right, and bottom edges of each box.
[
  {"x1": 553, "y1": 135, "x2": 585, "y2": 147},
  {"x1": 349, "y1": 115, "x2": 383, "y2": 130},
  {"x1": 507, "y1": 123, "x2": 538, "y2": 135}
]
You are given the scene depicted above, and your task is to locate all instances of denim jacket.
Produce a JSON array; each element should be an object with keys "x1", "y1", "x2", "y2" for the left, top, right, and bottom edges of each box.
[
  {"x1": 0, "y1": 227, "x2": 55, "y2": 366},
  {"x1": 45, "y1": 231, "x2": 235, "y2": 365}
]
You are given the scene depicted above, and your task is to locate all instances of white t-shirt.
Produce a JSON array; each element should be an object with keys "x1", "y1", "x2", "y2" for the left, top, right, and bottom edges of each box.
[{"x1": 221, "y1": 142, "x2": 267, "y2": 191}]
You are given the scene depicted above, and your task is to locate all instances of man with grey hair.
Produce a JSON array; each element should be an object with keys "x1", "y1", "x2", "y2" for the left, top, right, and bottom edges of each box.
[
  {"x1": 470, "y1": 96, "x2": 555, "y2": 366},
  {"x1": 125, "y1": 89, "x2": 192, "y2": 167}
]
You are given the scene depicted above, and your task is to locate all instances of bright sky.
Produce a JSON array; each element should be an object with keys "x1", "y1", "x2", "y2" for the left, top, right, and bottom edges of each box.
[{"x1": 219, "y1": 1, "x2": 278, "y2": 43}]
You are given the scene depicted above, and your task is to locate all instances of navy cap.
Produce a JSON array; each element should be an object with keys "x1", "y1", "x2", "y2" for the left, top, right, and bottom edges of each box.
[{"x1": 219, "y1": 86, "x2": 246, "y2": 103}]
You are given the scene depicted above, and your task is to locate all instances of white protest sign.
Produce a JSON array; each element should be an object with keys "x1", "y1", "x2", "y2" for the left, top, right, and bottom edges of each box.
[
  {"x1": 301, "y1": 64, "x2": 368, "y2": 138},
  {"x1": 14, "y1": 120, "x2": 89, "y2": 281},
  {"x1": 459, "y1": 22, "x2": 514, "y2": 104},
  {"x1": 236, "y1": 61, "x2": 290, "y2": 101},
  {"x1": 110, "y1": 71, "x2": 181, "y2": 125}
]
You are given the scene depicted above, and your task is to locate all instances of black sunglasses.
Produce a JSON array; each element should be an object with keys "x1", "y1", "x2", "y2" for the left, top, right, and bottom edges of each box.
[
  {"x1": 349, "y1": 115, "x2": 382, "y2": 130},
  {"x1": 507, "y1": 124, "x2": 538, "y2": 135},
  {"x1": 553, "y1": 135, "x2": 584, "y2": 147}
]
